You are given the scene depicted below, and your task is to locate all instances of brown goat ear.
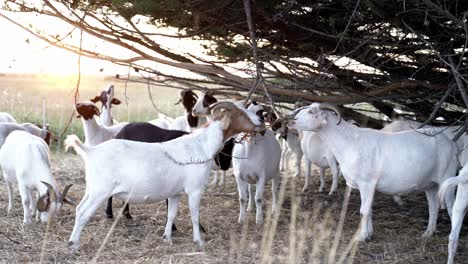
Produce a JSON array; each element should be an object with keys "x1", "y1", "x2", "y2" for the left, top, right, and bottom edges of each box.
[
  {"x1": 37, "y1": 194, "x2": 50, "y2": 212},
  {"x1": 111, "y1": 98, "x2": 121, "y2": 105},
  {"x1": 90, "y1": 96, "x2": 101, "y2": 103}
]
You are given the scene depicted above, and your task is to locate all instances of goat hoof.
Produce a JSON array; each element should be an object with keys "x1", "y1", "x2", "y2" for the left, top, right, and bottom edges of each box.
[
  {"x1": 106, "y1": 214, "x2": 114, "y2": 219},
  {"x1": 124, "y1": 214, "x2": 132, "y2": 220},
  {"x1": 354, "y1": 233, "x2": 370, "y2": 242},
  {"x1": 246, "y1": 207, "x2": 253, "y2": 212},
  {"x1": 171, "y1": 224, "x2": 178, "y2": 232},
  {"x1": 68, "y1": 241, "x2": 79, "y2": 251},
  {"x1": 301, "y1": 187, "x2": 309, "y2": 193},
  {"x1": 194, "y1": 239, "x2": 206, "y2": 246},
  {"x1": 421, "y1": 230, "x2": 434, "y2": 239},
  {"x1": 328, "y1": 191, "x2": 336, "y2": 196},
  {"x1": 256, "y1": 219, "x2": 264, "y2": 225},
  {"x1": 162, "y1": 235, "x2": 172, "y2": 245},
  {"x1": 238, "y1": 217, "x2": 245, "y2": 224}
]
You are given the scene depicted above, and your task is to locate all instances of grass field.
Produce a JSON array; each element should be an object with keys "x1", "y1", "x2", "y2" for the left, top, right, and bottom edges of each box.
[{"x1": 0, "y1": 74, "x2": 466, "y2": 263}]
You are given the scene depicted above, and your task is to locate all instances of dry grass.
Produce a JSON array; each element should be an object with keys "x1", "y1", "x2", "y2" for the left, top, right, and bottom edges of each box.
[
  {"x1": 0, "y1": 152, "x2": 466, "y2": 263},
  {"x1": 0, "y1": 74, "x2": 467, "y2": 263}
]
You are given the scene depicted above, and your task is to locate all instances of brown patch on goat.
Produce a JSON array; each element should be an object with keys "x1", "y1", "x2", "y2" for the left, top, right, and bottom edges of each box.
[
  {"x1": 212, "y1": 107, "x2": 260, "y2": 141},
  {"x1": 76, "y1": 103, "x2": 100, "y2": 120}
]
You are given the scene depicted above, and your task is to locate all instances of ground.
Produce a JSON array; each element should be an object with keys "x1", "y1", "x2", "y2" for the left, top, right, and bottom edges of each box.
[{"x1": 0, "y1": 152, "x2": 466, "y2": 263}]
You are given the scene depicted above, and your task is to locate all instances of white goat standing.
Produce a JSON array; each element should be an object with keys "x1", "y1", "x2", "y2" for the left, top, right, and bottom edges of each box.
[
  {"x1": 64, "y1": 102, "x2": 264, "y2": 249},
  {"x1": 0, "y1": 131, "x2": 73, "y2": 224},
  {"x1": 288, "y1": 103, "x2": 458, "y2": 241},
  {"x1": 232, "y1": 103, "x2": 281, "y2": 224},
  {"x1": 301, "y1": 130, "x2": 340, "y2": 195},
  {"x1": 75, "y1": 102, "x2": 128, "y2": 146},
  {"x1": 439, "y1": 164, "x2": 468, "y2": 264}
]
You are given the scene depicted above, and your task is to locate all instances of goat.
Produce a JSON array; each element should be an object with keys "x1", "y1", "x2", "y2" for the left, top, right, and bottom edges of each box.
[
  {"x1": 288, "y1": 103, "x2": 458, "y2": 241},
  {"x1": 90, "y1": 85, "x2": 121, "y2": 126},
  {"x1": 0, "y1": 131, "x2": 73, "y2": 224},
  {"x1": 0, "y1": 112, "x2": 16, "y2": 123},
  {"x1": 301, "y1": 130, "x2": 340, "y2": 195},
  {"x1": 438, "y1": 164, "x2": 468, "y2": 264},
  {"x1": 192, "y1": 91, "x2": 234, "y2": 186},
  {"x1": 75, "y1": 101, "x2": 128, "y2": 146},
  {"x1": 0, "y1": 122, "x2": 52, "y2": 147},
  {"x1": 264, "y1": 112, "x2": 303, "y2": 178},
  {"x1": 149, "y1": 90, "x2": 200, "y2": 132},
  {"x1": 65, "y1": 102, "x2": 264, "y2": 249},
  {"x1": 105, "y1": 122, "x2": 206, "y2": 233},
  {"x1": 232, "y1": 103, "x2": 281, "y2": 224}
]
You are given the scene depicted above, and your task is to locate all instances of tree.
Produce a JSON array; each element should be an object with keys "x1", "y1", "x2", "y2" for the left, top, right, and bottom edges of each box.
[{"x1": 2, "y1": 0, "x2": 468, "y2": 128}]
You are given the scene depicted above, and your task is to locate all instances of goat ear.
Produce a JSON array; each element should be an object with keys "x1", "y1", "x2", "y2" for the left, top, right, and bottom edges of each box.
[
  {"x1": 37, "y1": 194, "x2": 50, "y2": 212},
  {"x1": 111, "y1": 98, "x2": 121, "y2": 105},
  {"x1": 90, "y1": 96, "x2": 100, "y2": 103}
]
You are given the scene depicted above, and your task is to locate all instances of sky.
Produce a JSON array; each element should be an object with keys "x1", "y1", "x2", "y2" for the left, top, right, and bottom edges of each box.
[{"x1": 0, "y1": 9, "x2": 218, "y2": 78}]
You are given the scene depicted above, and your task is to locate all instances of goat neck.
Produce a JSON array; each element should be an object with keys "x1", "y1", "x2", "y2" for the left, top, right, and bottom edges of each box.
[
  {"x1": 192, "y1": 120, "x2": 225, "y2": 160},
  {"x1": 100, "y1": 106, "x2": 113, "y2": 126},
  {"x1": 316, "y1": 117, "x2": 358, "y2": 164},
  {"x1": 81, "y1": 116, "x2": 102, "y2": 145}
]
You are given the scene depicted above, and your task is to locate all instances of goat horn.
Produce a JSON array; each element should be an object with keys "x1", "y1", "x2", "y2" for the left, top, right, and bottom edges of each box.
[
  {"x1": 319, "y1": 103, "x2": 342, "y2": 125},
  {"x1": 208, "y1": 102, "x2": 236, "y2": 115},
  {"x1": 41, "y1": 181, "x2": 57, "y2": 203},
  {"x1": 60, "y1": 184, "x2": 73, "y2": 203}
]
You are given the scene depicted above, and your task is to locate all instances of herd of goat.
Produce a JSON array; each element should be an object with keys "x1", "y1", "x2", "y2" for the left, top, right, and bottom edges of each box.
[{"x1": 1, "y1": 84, "x2": 468, "y2": 263}]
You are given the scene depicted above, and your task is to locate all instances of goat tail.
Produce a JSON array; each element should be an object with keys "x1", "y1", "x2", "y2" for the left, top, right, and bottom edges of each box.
[
  {"x1": 64, "y1": 134, "x2": 89, "y2": 158},
  {"x1": 439, "y1": 173, "x2": 468, "y2": 204}
]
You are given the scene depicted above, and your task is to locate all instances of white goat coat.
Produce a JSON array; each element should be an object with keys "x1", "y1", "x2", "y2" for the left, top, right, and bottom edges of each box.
[
  {"x1": 301, "y1": 130, "x2": 339, "y2": 194},
  {"x1": 0, "y1": 131, "x2": 58, "y2": 223},
  {"x1": 66, "y1": 120, "x2": 238, "y2": 248},
  {"x1": 232, "y1": 129, "x2": 281, "y2": 224},
  {"x1": 0, "y1": 122, "x2": 48, "y2": 148},
  {"x1": 290, "y1": 106, "x2": 458, "y2": 241},
  {"x1": 0, "y1": 112, "x2": 16, "y2": 123},
  {"x1": 81, "y1": 116, "x2": 127, "y2": 146}
]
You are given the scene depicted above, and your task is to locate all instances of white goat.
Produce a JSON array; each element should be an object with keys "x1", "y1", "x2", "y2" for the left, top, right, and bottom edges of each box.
[
  {"x1": 0, "y1": 112, "x2": 16, "y2": 123},
  {"x1": 90, "y1": 85, "x2": 121, "y2": 126},
  {"x1": 0, "y1": 122, "x2": 51, "y2": 148},
  {"x1": 288, "y1": 103, "x2": 458, "y2": 241},
  {"x1": 75, "y1": 102, "x2": 127, "y2": 146},
  {"x1": 301, "y1": 130, "x2": 340, "y2": 195},
  {"x1": 149, "y1": 90, "x2": 200, "y2": 132},
  {"x1": 278, "y1": 128, "x2": 303, "y2": 177},
  {"x1": 439, "y1": 164, "x2": 468, "y2": 264},
  {"x1": 0, "y1": 131, "x2": 73, "y2": 224},
  {"x1": 64, "y1": 102, "x2": 264, "y2": 249},
  {"x1": 232, "y1": 103, "x2": 281, "y2": 224}
]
